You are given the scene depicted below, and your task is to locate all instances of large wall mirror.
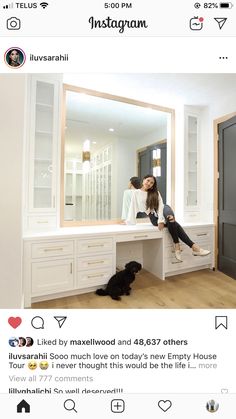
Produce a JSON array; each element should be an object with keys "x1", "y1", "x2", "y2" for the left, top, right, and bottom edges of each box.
[{"x1": 61, "y1": 85, "x2": 175, "y2": 226}]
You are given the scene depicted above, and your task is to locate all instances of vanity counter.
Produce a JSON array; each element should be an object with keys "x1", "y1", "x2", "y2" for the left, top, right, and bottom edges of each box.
[
  {"x1": 23, "y1": 222, "x2": 214, "y2": 240},
  {"x1": 23, "y1": 223, "x2": 214, "y2": 307}
]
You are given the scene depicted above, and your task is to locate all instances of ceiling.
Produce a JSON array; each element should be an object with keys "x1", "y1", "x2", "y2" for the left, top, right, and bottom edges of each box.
[
  {"x1": 64, "y1": 73, "x2": 236, "y2": 108},
  {"x1": 65, "y1": 89, "x2": 168, "y2": 157}
]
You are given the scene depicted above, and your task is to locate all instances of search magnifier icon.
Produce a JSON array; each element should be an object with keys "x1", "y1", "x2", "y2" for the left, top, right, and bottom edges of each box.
[{"x1": 64, "y1": 399, "x2": 77, "y2": 413}]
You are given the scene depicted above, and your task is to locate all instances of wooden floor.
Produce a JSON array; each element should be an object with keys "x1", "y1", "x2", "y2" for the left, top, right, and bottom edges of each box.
[{"x1": 32, "y1": 269, "x2": 236, "y2": 309}]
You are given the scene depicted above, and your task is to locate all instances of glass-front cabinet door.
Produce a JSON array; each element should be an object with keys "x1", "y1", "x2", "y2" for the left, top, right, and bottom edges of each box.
[
  {"x1": 28, "y1": 78, "x2": 58, "y2": 212},
  {"x1": 25, "y1": 75, "x2": 61, "y2": 231},
  {"x1": 185, "y1": 113, "x2": 199, "y2": 210}
]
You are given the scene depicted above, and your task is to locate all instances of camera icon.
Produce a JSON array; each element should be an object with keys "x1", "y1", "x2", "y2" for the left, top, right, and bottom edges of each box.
[{"x1": 7, "y1": 17, "x2": 21, "y2": 30}]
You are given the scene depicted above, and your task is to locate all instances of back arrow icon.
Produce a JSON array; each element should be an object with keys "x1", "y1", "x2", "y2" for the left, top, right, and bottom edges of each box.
[{"x1": 214, "y1": 17, "x2": 227, "y2": 29}]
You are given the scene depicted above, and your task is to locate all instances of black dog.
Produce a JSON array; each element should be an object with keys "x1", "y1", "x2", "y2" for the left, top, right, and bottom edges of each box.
[{"x1": 95, "y1": 261, "x2": 142, "y2": 301}]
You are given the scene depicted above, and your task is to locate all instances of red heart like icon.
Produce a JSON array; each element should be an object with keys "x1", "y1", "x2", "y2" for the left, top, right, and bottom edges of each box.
[{"x1": 8, "y1": 317, "x2": 22, "y2": 329}]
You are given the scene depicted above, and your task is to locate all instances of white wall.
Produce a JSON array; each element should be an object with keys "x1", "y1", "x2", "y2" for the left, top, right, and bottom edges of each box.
[{"x1": 0, "y1": 75, "x2": 26, "y2": 308}]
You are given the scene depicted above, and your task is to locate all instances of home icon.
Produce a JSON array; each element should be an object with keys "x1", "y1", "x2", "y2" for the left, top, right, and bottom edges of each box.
[{"x1": 17, "y1": 399, "x2": 30, "y2": 413}]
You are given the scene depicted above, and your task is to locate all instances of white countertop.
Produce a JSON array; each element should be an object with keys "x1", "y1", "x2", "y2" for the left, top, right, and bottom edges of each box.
[
  {"x1": 23, "y1": 222, "x2": 214, "y2": 241},
  {"x1": 23, "y1": 223, "x2": 160, "y2": 240}
]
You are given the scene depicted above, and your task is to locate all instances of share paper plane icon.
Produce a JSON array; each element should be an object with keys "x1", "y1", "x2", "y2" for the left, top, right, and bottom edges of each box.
[
  {"x1": 214, "y1": 17, "x2": 227, "y2": 29},
  {"x1": 54, "y1": 316, "x2": 67, "y2": 328}
]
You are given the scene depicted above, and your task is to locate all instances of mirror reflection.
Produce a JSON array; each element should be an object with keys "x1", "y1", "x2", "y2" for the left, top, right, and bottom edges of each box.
[{"x1": 62, "y1": 86, "x2": 173, "y2": 224}]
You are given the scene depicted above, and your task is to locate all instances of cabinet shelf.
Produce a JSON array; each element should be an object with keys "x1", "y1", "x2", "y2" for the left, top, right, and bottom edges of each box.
[
  {"x1": 36, "y1": 102, "x2": 53, "y2": 111},
  {"x1": 35, "y1": 158, "x2": 52, "y2": 162},
  {"x1": 34, "y1": 186, "x2": 52, "y2": 189},
  {"x1": 35, "y1": 130, "x2": 53, "y2": 136}
]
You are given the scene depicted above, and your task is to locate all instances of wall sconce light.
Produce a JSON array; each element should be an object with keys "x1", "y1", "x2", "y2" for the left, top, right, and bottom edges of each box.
[
  {"x1": 152, "y1": 149, "x2": 161, "y2": 177},
  {"x1": 82, "y1": 140, "x2": 91, "y2": 173},
  {"x1": 152, "y1": 158, "x2": 161, "y2": 168},
  {"x1": 82, "y1": 151, "x2": 91, "y2": 162}
]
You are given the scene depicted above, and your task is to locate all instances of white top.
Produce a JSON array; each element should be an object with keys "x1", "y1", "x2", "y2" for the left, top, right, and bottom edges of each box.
[
  {"x1": 121, "y1": 189, "x2": 133, "y2": 220},
  {"x1": 125, "y1": 189, "x2": 165, "y2": 225}
]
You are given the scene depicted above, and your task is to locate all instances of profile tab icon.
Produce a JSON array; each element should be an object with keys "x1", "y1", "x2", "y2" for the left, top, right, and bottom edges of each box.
[{"x1": 206, "y1": 399, "x2": 219, "y2": 413}]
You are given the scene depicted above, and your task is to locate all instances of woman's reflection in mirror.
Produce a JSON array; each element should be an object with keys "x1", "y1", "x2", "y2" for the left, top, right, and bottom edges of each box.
[{"x1": 121, "y1": 176, "x2": 141, "y2": 220}]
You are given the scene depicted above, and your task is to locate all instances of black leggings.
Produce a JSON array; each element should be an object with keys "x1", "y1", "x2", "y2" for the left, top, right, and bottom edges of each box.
[{"x1": 149, "y1": 205, "x2": 194, "y2": 248}]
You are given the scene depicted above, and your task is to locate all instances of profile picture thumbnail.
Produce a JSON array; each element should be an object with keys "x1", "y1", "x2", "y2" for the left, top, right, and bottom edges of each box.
[
  {"x1": 206, "y1": 399, "x2": 219, "y2": 413},
  {"x1": 9, "y1": 337, "x2": 19, "y2": 347},
  {"x1": 4, "y1": 47, "x2": 26, "y2": 68}
]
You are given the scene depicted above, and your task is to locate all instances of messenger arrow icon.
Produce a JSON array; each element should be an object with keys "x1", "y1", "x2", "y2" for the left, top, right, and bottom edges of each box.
[
  {"x1": 214, "y1": 17, "x2": 227, "y2": 29},
  {"x1": 54, "y1": 316, "x2": 67, "y2": 328}
]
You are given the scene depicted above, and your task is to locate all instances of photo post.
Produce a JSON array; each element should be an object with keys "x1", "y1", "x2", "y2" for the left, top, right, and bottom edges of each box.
[{"x1": 0, "y1": 1, "x2": 236, "y2": 417}]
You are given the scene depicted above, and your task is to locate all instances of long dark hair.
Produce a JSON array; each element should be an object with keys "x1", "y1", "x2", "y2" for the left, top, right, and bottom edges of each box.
[{"x1": 142, "y1": 174, "x2": 159, "y2": 211}]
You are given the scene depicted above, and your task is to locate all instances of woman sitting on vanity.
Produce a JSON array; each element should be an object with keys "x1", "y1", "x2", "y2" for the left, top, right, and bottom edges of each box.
[{"x1": 124, "y1": 174, "x2": 210, "y2": 262}]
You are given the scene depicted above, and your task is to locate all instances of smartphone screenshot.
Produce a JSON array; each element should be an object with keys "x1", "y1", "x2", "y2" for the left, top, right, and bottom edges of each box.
[{"x1": 0, "y1": 1, "x2": 236, "y2": 417}]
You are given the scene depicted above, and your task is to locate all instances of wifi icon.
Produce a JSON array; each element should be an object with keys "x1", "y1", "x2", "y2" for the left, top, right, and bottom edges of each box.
[{"x1": 40, "y1": 2, "x2": 48, "y2": 8}]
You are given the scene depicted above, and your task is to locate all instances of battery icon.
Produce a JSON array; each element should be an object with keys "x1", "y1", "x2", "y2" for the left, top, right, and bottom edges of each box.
[{"x1": 220, "y1": 2, "x2": 233, "y2": 7}]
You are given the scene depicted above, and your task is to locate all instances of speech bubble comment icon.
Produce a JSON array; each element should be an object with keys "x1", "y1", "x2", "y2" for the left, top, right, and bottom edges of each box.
[{"x1": 31, "y1": 316, "x2": 44, "y2": 329}]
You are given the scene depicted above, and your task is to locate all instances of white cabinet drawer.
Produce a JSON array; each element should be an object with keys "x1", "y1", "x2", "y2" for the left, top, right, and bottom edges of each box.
[
  {"x1": 164, "y1": 226, "x2": 213, "y2": 246},
  {"x1": 116, "y1": 231, "x2": 161, "y2": 243},
  {"x1": 77, "y1": 254, "x2": 113, "y2": 270},
  {"x1": 77, "y1": 268, "x2": 112, "y2": 288},
  {"x1": 31, "y1": 240, "x2": 74, "y2": 259},
  {"x1": 32, "y1": 259, "x2": 74, "y2": 296},
  {"x1": 164, "y1": 240, "x2": 212, "y2": 260},
  {"x1": 165, "y1": 245, "x2": 213, "y2": 272},
  {"x1": 27, "y1": 216, "x2": 57, "y2": 230},
  {"x1": 188, "y1": 229, "x2": 213, "y2": 243},
  {"x1": 77, "y1": 237, "x2": 113, "y2": 254}
]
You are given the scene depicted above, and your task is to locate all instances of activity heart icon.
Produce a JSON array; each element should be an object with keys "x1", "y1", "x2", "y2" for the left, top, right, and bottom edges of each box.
[
  {"x1": 158, "y1": 400, "x2": 172, "y2": 412},
  {"x1": 8, "y1": 317, "x2": 22, "y2": 329}
]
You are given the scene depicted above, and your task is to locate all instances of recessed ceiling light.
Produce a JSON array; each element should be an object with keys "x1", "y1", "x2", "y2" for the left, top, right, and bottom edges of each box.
[
  {"x1": 92, "y1": 141, "x2": 97, "y2": 144},
  {"x1": 109, "y1": 128, "x2": 115, "y2": 132}
]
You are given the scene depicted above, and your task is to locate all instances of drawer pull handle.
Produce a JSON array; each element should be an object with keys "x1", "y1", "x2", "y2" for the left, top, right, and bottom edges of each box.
[
  {"x1": 196, "y1": 233, "x2": 207, "y2": 236},
  {"x1": 70, "y1": 263, "x2": 73, "y2": 274},
  {"x1": 133, "y1": 235, "x2": 148, "y2": 239},
  {"x1": 87, "y1": 274, "x2": 104, "y2": 278},
  {"x1": 88, "y1": 244, "x2": 105, "y2": 248},
  {"x1": 88, "y1": 261, "x2": 104, "y2": 265},
  {"x1": 44, "y1": 247, "x2": 64, "y2": 252},
  {"x1": 37, "y1": 221, "x2": 49, "y2": 224}
]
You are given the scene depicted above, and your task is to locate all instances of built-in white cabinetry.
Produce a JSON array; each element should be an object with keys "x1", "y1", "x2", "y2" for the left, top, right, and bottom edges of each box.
[
  {"x1": 24, "y1": 239, "x2": 75, "y2": 305},
  {"x1": 23, "y1": 224, "x2": 214, "y2": 307},
  {"x1": 24, "y1": 75, "x2": 62, "y2": 231},
  {"x1": 184, "y1": 108, "x2": 200, "y2": 222},
  {"x1": 76, "y1": 237, "x2": 114, "y2": 289}
]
